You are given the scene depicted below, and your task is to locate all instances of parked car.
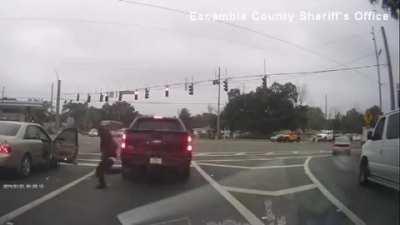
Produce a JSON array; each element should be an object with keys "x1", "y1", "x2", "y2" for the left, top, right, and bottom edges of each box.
[
  {"x1": 120, "y1": 116, "x2": 192, "y2": 179},
  {"x1": 0, "y1": 121, "x2": 78, "y2": 177},
  {"x1": 359, "y1": 110, "x2": 399, "y2": 190},
  {"x1": 352, "y1": 134, "x2": 362, "y2": 142},
  {"x1": 88, "y1": 128, "x2": 98, "y2": 137},
  {"x1": 313, "y1": 130, "x2": 334, "y2": 142},
  {"x1": 270, "y1": 131, "x2": 300, "y2": 142},
  {"x1": 332, "y1": 135, "x2": 351, "y2": 155},
  {"x1": 270, "y1": 134, "x2": 287, "y2": 142}
]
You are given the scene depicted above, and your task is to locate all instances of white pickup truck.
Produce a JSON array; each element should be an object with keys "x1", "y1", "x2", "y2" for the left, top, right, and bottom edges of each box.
[
  {"x1": 359, "y1": 110, "x2": 399, "y2": 190},
  {"x1": 313, "y1": 130, "x2": 334, "y2": 142}
]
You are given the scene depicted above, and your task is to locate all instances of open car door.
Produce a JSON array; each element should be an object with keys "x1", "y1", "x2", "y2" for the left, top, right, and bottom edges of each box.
[{"x1": 53, "y1": 128, "x2": 79, "y2": 163}]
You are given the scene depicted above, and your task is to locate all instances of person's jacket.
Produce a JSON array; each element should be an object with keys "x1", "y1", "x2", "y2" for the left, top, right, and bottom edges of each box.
[{"x1": 99, "y1": 127, "x2": 117, "y2": 158}]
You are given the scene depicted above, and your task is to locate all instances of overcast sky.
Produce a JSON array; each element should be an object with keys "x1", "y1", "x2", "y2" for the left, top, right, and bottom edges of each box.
[{"x1": 0, "y1": 0, "x2": 399, "y2": 116}]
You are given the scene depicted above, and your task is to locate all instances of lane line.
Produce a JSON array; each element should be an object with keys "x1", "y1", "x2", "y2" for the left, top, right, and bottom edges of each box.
[
  {"x1": 78, "y1": 152, "x2": 101, "y2": 156},
  {"x1": 223, "y1": 184, "x2": 317, "y2": 196},
  {"x1": 197, "y1": 162, "x2": 304, "y2": 170},
  {"x1": 77, "y1": 158, "x2": 101, "y2": 162},
  {"x1": 196, "y1": 156, "x2": 310, "y2": 163},
  {"x1": 234, "y1": 152, "x2": 246, "y2": 156},
  {"x1": 192, "y1": 162, "x2": 264, "y2": 225},
  {"x1": 146, "y1": 216, "x2": 191, "y2": 225},
  {"x1": 304, "y1": 157, "x2": 366, "y2": 225},
  {"x1": 0, "y1": 170, "x2": 95, "y2": 224}
]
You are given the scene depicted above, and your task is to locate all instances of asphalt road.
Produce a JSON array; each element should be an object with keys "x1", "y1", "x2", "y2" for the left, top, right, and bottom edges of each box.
[{"x1": 0, "y1": 136, "x2": 398, "y2": 225}]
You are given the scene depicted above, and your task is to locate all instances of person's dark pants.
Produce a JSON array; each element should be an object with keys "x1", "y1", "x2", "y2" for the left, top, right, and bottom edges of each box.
[{"x1": 96, "y1": 155, "x2": 113, "y2": 186}]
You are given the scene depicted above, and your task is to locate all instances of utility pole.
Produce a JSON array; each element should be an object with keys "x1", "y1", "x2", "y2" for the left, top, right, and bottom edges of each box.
[
  {"x1": 216, "y1": 67, "x2": 221, "y2": 140},
  {"x1": 381, "y1": 26, "x2": 395, "y2": 111},
  {"x1": 50, "y1": 82, "x2": 54, "y2": 113},
  {"x1": 371, "y1": 26, "x2": 383, "y2": 110},
  {"x1": 325, "y1": 94, "x2": 328, "y2": 120},
  {"x1": 55, "y1": 79, "x2": 61, "y2": 130},
  {"x1": 264, "y1": 58, "x2": 267, "y2": 88},
  {"x1": 1, "y1": 86, "x2": 4, "y2": 100}
]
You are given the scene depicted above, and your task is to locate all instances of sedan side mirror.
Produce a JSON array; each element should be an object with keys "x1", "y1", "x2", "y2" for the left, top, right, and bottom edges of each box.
[{"x1": 367, "y1": 131, "x2": 373, "y2": 140}]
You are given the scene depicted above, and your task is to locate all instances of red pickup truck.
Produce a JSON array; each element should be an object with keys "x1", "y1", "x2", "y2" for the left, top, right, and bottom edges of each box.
[{"x1": 120, "y1": 116, "x2": 192, "y2": 179}]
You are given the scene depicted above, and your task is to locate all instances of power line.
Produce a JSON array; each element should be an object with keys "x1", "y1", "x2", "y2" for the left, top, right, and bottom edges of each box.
[{"x1": 119, "y1": 0, "x2": 380, "y2": 81}]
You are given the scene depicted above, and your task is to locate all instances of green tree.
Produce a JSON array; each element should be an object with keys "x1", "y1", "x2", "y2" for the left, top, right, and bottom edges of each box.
[
  {"x1": 222, "y1": 82, "x2": 300, "y2": 136},
  {"x1": 306, "y1": 107, "x2": 326, "y2": 130},
  {"x1": 62, "y1": 102, "x2": 89, "y2": 130},
  {"x1": 178, "y1": 108, "x2": 192, "y2": 130},
  {"x1": 365, "y1": 105, "x2": 383, "y2": 127},
  {"x1": 369, "y1": 0, "x2": 399, "y2": 19},
  {"x1": 342, "y1": 108, "x2": 364, "y2": 133},
  {"x1": 101, "y1": 101, "x2": 138, "y2": 127}
]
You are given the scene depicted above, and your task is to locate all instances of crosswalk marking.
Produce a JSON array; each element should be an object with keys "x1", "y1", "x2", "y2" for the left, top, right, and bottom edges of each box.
[
  {"x1": 196, "y1": 162, "x2": 305, "y2": 170},
  {"x1": 223, "y1": 184, "x2": 317, "y2": 196}
]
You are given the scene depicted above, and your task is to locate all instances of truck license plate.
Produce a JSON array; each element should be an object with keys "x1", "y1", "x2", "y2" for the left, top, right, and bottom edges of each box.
[{"x1": 149, "y1": 157, "x2": 162, "y2": 165}]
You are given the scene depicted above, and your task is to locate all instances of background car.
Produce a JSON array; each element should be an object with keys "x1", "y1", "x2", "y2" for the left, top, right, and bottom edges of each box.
[
  {"x1": 0, "y1": 121, "x2": 78, "y2": 177},
  {"x1": 332, "y1": 135, "x2": 351, "y2": 155},
  {"x1": 88, "y1": 128, "x2": 98, "y2": 137}
]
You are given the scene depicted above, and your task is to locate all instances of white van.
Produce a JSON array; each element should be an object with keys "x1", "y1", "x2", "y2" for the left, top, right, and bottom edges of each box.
[{"x1": 359, "y1": 110, "x2": 399, "y2": 190}]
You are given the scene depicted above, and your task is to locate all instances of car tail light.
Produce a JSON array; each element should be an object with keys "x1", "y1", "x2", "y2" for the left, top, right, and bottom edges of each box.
[{"x1": 0, "y1": 144, "x2": 12, "y2": 154}]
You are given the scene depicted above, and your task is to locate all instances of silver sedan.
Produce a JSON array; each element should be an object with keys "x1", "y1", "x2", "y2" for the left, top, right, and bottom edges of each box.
[{"x1": 0, "y1": 121, "x2": 78, "y2": 177}]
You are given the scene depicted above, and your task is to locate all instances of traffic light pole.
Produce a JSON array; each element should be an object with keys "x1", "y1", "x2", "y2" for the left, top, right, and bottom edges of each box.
[
  {"x1": 381, "y1": 26, "x2": 395, "y2": 111},
  {"x1": 55, "y1": 79, "x2": 61, "y2": 130},
  {"x1": 371, "y1": 27, "x2": 383, "y2": 110},
  {"x1": 216, "y1": 67, "x2": 221, "y2": 140}
]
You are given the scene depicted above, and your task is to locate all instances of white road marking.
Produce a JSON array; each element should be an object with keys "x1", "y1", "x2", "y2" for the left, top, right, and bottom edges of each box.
[
  {"x1": 78, "y1": 152, "x2": 101, "y2": 156},
  {"x1": 146, "y1": 217, "x2": 191, "y2": 225},
  {"x1": 196, "y1": 155, "x2": 310, "y2": 163},
  {"x1": 77, "y1": 158, "x2": 101, "y2": 162},
  {"x1": 234, "y1": 152, "x2": 246, "y2": 156},
  {"x1": 194, "y1": 153, "x2": 209, "y2": 156},
  {"x1": 265, "y1": 152, "x2": 275, "y2": 155},
  {"x1": 192, "y1": 162, "x2": 264, "y2": 225},
  {"x1": 292, "y1": 151, "x2": 299, "y2": 154},
  {"x1": 197, "y1": 162, "x2": 304, "y2": 170},
  {"x1": 223, "y1": 184, "x2": 317, "y2": 196},
  {"x1": 0, "y1": 171, "x2": 95, "y2": 224},
  {"x1": 304, "y1": 157, "x2": 366, "y2": 225}
]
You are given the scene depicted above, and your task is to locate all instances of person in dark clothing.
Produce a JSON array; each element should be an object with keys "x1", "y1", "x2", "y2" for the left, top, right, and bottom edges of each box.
[{"x1": 95, "y1": 122, "x2": 118, "y2": 189}]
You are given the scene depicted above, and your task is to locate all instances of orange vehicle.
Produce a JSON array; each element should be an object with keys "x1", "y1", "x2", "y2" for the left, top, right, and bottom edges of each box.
[{"x1": 287, "y1": 131, "x2": 301, "y2": 142}]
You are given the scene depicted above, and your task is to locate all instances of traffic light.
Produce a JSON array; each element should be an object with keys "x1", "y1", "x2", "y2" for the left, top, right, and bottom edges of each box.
[
  {"x1": 145, "y1": 88, "x2": 149, "y2": 99},
  {"x1": 188, "y1": 83, "x2": 194, "y2": 95},
  {"x1": 262, "y1": 76, "x2": 267, "y2": 88},
  {"x1": 100, "y1": 93, "x2": 104, "y2": 102},
  {"x1": 223, "y1": 79, "x2": 228, "y2": 92},
  {"x1": 87, "y1": 94, "x2": 91, "y2": 103},
  {"x1": 118, "y1": 92, "x2": 123, "y2": 101},
  {"x1": 76, "y1": 93, "x2": 80, "y2": 102},
  {"x1": 165, "y1": 87, "x2": 169, "y2": 97},
  {"x1": 134, "y1": 91, "x2": 138, "y2": 100}
]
